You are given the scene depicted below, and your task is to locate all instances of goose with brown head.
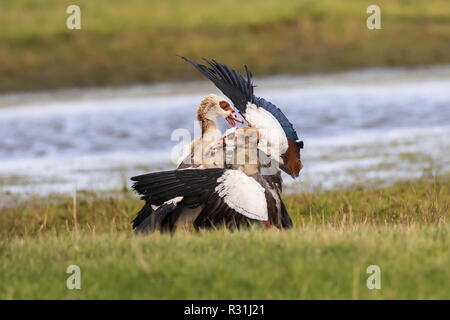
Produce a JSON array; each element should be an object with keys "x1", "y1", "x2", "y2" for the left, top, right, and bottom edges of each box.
[
  {"x1": 182, "y1": 57, "x2": 303, "y2": 179},
  {"x1": 178, "y1": 94, "x2": 243, "y2": 169}
]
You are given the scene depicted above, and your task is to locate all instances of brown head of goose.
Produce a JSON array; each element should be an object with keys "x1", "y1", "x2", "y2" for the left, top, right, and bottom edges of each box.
[{"x1": 178, "y1": 94, "x2": 242, "y2": 169}]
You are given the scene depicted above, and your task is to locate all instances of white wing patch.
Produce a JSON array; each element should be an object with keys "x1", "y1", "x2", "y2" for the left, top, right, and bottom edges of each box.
[
  {"x1": 151, "y1": 196, "x2": 183, "y2": 211},
  {"x1": 244, "y1": 103, "x2": 288, "y2": 157},
  {"x1": 215, "y1": 170, "x2": 268, "y2": 221}
]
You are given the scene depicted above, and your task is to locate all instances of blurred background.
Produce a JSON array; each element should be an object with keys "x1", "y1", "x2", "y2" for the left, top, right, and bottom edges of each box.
[{"x1": 0, "y1": 0, "x2": 449, "y2": 200}]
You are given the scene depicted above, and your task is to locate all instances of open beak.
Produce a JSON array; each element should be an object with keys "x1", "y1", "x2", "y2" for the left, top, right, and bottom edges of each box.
[{"x1": 225, "y1": 112, "x2": 243, "y2": 127}]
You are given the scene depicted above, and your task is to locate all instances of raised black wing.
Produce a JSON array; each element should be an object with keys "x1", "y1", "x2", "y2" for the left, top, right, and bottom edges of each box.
[
  {"x1": 182, "y1": 57, "x2": 302, "y2": 147},
  {"x1": 181, "y1": 57, "x2": 254, "y2": 115}
]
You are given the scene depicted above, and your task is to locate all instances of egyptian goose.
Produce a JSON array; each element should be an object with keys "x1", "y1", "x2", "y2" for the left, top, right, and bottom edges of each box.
[
  {"x1": 181, "y1": 57, "x2": 303, "y2": 178},
  {"x1": 131, "y1": 58, "x2": 305, "y2": 232},
  {"x1": 132, "y1": 94, "x2": 242, "y2": 232},
  {"x1": 178, "y1": 94, "x2": 242, "y2": 169}
]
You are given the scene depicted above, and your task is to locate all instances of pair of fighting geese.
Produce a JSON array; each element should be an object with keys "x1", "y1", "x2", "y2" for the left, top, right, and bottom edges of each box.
[{"x1": 131, "y1": 57, "x2": 304, "y2": 233}]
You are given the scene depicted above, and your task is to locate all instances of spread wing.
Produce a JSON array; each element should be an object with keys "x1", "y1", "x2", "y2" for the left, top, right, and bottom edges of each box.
[
  {"x1": 131, "y1": 168, "x2": 268, "y2": 223},
  {"x1": 181, "y1": 56, "x2": 254, "y2": 114}
]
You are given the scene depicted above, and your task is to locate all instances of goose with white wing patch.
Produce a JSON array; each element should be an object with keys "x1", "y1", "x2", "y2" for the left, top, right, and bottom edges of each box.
[
  {"x1": 131, "y1": 167, "x2": 284, "y2": 232},
  {"x1": 181, "y1": 57, "x2": 303, "y2": 178}
]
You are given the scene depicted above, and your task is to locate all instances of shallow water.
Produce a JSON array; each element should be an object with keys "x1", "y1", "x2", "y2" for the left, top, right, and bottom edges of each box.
[{"x1": 0, "y1": 65, "x2": 449, "y2": 199}]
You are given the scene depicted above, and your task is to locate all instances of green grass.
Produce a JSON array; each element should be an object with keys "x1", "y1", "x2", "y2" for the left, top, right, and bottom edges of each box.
[
  {"x1": 0, "y1": 176, "x2": 449, "y2": 299},
  {"x1": 2, "y1": 226, "x2": 450, "y2": 299},
  {"x1": 1, "y1": 0, "x2": 450, "y2": 93}
]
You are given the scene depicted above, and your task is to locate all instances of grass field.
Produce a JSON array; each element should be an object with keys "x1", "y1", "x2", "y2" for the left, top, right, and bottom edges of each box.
[
  {"x1": 1, "y1": 175, "x2": 449, "y2": 299},
  {"x1": 1, "y1": 0, "x2": 450, "y2": 93}
]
